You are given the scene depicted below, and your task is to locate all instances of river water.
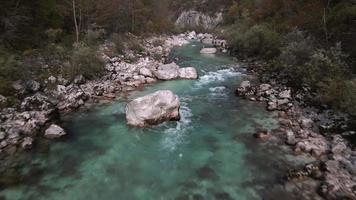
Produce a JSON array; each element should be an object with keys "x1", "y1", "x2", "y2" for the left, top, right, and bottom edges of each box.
[{"x1": 0, "y1": 41, "x2": 305, "y2": 200}]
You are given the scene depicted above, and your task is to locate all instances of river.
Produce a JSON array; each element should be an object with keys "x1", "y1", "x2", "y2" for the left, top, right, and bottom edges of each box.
[{"x1": 0, "y1": 41, "x2": 308, "y2": 200}]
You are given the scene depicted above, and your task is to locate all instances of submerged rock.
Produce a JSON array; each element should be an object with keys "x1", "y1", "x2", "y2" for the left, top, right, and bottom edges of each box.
[
  {"x1": 126, "y1": 90, "x2": 180, "y2": 127},
  {"x1": 200, "y1": 48, "x2": 217, "y2": 54},
  {"x1": 44, "y1": 124, "x2": 67, "y2": 139}
]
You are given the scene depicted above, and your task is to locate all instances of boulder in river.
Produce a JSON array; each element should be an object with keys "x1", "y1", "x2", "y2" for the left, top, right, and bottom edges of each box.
[
  {"x1": 179, "y1": 67, "x2": 198, "y2": 79},
  {"x1": 153, "y1": 63, "x2": 180, "y2": 80},
  {"x1": 44, "y1": 124, "x2": 67, "y2": 139},
  {"x1": 200, "y1": 48, "x2": 217, "y2": 54},
  {"x1": 236, "y1": 81, "x2": 251, "y2": 96},
  {"x1": 126, "y1": 90, "x2": 180, "y2": 127}
]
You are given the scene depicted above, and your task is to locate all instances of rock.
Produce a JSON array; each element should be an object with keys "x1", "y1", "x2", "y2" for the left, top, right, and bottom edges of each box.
[
  {"x1": 267, "y1": 101, "x2": 277, "y2": 111},
  {"x1": 0, "y1": 132, "x2": 6, "y2": 140},
  {"x1": 126, "y1": 90, "x2": 180, "y2": 127},
  {"x1": 254, "y1": 130, "x2": 272, "y2": 141},
  {"x1": 139, "y1": 67, "x2": 154, "y2": 78},
  {"x1": 286, "y1": 130, "x2": 297, "y2": 145},
  {"x1": 279, "y1": 118, "x2": 292, "y2": 127},
  {"x1": 200, "y1": 48, "x2": 217, "y2": 54},
  {"x1": 44, "y1": 124, "x2": 67, "y2": 139},
  {"x1": 74, "y1": 75, "x2": 86, "y2": 85},
  {"x1": 153, "y1": 63, "x2": 180, "y2": 80},
  {"x1": 179, "y1": 67, "x2": 198, "y2": 79},
  {"x1": 277, "y1": 99, "x2": 290, "y2": 110},
  {"x1": 25, "y1": 80, "x2": 41, "y2": 92},
  {"x1": 187, "y1": 31, "x2": 197, "y2": 40},
  {"x1": 279, "y1": 90, "x2": 292, "y2": 99},
  {"x1": 259, "y1": 84, "x2": 272, "y2": 92},
  {"x1": 300, "y1": 118, "x2": 314, "y2": 129},
  {"x1": 21, "y1": 93, "x2": 55, "y2": 112},
  {"x1": 201, "y1": 37, "x2": 214, "y2": 44},
  {"x1": 57, "y1": 85, "x2": 66, "y2": 95},
  {"x1": 175, "y1": 10, "x2": 223, "y2": 30},
  {"x1": 21, "y1": 137, "x2": 33, "y2": 149},
  {"x1": 331, "y1": 135, "x2": 347, "y2": 155},
  {"x1": 93, "y1": 85, "x2": 104, "y2": 96},
  {"x1": 321, "y1": 160, "x2": 356, "y2": 200},
  {"x1": 48, "y1": 76, "x2": 57, "y2": 83},
  {"x1": 236, "y1": 81, "x2": 251, "y2": 95},
  {"x1": 145, "y1": 77, "x2": 157, "y2": 84},
  {"x1": 295, "y1": 136, "x2": 328, "y2": 157},
  {"x1": 57, "y1": 76, "x2": 70, "y2": 86}
]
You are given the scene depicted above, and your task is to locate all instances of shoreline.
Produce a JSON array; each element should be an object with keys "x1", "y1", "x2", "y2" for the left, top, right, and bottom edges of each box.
[{"x1": 236, "y1": 59, "x2": 356, "y2": 199}]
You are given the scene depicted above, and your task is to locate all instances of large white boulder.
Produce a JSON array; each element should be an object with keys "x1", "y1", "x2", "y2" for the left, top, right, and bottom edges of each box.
[
  {"x1": 126, "y1": 90, "x2": 180, "y2": 127},
  {"x1": 153, "y1": 63, "x2": 180, "y2": 80},
  {"x1": 200, "y1": 48, "x2": 217, "y2": 54},
  {"x1": 139, "y1": 67, "x2": 154, "y2": 78},
  {"x1": 179, "y1": 67, "x2": 198, "y2": 79},
  {"x1": 45, "y1": 124, "x2": 67, "y2": 139}
]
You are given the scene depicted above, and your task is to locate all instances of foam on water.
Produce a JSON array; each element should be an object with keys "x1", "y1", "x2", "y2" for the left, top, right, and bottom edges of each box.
[
  {"x1": 161, "y1": 101, "x2": 193, "y2": 151},
  {"x1": 195, "y1": 68, "x2": 241, "y2": 88}
]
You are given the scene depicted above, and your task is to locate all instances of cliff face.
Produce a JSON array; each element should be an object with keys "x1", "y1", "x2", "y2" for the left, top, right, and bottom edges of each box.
[{"x1": 175, "y1": 10, "x2": 223, "y2": 30}]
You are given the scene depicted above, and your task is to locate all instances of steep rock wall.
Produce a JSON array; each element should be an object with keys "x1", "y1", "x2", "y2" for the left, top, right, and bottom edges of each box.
[{"x1": 175, "y1": 10, "x2": 223, "y2": 30}]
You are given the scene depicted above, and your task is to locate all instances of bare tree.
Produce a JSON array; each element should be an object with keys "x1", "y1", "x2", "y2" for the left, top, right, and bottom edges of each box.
[
  {"x1": 73, "y1": 0, "x2": 79, "y2": 43},
  {"x1": 323, "y1": 0, "x2": 332, "y2": 44}
]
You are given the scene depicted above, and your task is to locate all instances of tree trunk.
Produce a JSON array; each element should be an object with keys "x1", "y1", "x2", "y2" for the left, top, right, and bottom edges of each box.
[
  {"x1": 323, "y1": 0, "x2": 332, "y2": 44},
  {"x1": 73, "y1": 0, "x2": 79, "y2": 43}
]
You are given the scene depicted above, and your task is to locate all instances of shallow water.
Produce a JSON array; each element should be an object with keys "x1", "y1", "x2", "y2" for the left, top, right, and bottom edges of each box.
[{"x1": 0, "y1": 42, "x2": 300, "y2": 200}]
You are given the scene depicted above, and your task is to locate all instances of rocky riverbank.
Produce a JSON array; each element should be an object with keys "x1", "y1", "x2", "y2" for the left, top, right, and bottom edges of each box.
[
  {"x1": 0, "y1": 32, "x2": 212, "y2": 156},
  {"x1": 236, "y1": 62, "x2": 356, "y2": 199}
]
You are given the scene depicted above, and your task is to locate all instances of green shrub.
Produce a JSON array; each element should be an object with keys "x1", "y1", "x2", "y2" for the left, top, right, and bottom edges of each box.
[
  {"x1": 87, "y1": 29, "x2": 106, "y2": 46},
  {"x1": 0, "y1": 50, "x2": 22, "y2": 95},
  {"x1": 267, "y1": 34, "x2": 355, "y2": 114},
  {"x1": 318, "y1": 78, "x2": 356, "y2": 115},
  {"x1": 224, "y1": 24, "x2": 281, "y2": 59},
  {"x1": 304, "y1": 45, "x2": 348, "y2": 88},
  {"x1": 111, "y1": 33, "x2": 144, "y2": 55},
  {"x1": 65, "y1": 43, "x2": 103, "y2": 80}
]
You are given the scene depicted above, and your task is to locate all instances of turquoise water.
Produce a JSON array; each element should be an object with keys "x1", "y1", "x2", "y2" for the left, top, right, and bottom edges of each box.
[{"x1": 0, "y1": 42, "x2": 288, "y2": 200}]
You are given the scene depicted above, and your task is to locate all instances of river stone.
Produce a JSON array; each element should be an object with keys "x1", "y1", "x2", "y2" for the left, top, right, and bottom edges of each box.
[
  {"x1": 300, "y1": 118, "x2": 314, "y2": 129},
  {"x1": 139, "y1": 67, "x2": 154, "y2": 78},
  {"x1": 74, "y1": 75, "x2": 86, "y2": 85},
  {"x1": 259, "y1": 84, "x2": 272, "y2": 92},
  {"x1": 21, "y1": 137, "x2": 34, "y2": 149},
  {"x1": 179, "y1": 67, "x2": 198, "y2": 79},
  {"x1": 236, "y1": 81, "x2": 251, "y2": 95},
  {"x1": 44, "y1": 124, "x2": 67, "y2": 139},
  {"x1": 201, "y1": 38, "x2": 214, "y2": 44},
  {"x1": 200, "y1": 48, "x2": 217, "y2": 54},
  {"x1": 26, "y1": 80, "x2": 41, "y2": 92},
  {"x1": 126, "y1": 90, "x2": 180, "y2": 127},
  {"x1": 279, "y1": 90, "x2": 292, "y2": 99},
  {"x1": 153, "y1": 63, "x2": 180, "y2": 80}
]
